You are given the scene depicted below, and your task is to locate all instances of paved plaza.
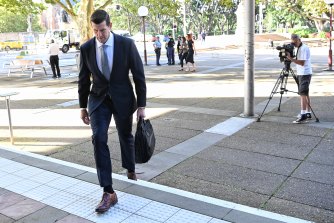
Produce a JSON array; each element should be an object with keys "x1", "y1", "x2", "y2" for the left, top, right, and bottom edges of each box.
[{"x1": 0, "y1": 39, "x2": 333, "y2": 222}]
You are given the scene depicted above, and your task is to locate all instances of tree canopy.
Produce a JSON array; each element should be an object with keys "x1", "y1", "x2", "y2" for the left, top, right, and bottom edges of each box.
[
  {"x1": 0, "y1": 0, "x2": 333, "y2": 41},
  {"x1": 0, "y1": 0, "x2": 45, "y2": 15},
  {"x1": 260, "y1": 0, "x2": 329, "y2": 33}
]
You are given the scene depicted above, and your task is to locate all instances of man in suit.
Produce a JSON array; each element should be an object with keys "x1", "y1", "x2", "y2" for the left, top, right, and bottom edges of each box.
[{"x1": 78, "y1": 9, "x2": 146, "y2": 213}]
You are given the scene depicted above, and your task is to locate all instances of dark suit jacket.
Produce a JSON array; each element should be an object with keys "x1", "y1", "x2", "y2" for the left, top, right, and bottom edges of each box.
[{"x1": 78, "y1": 33, "x2": 146, "y2": 118}]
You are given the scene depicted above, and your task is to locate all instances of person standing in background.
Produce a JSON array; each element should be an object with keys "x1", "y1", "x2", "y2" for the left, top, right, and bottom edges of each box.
[
  {"x1": 178, "y1": 36, "x2": 188, "y2": 71},
  {"x1": 185, "y1": 33, "x2": 196, "y2": 72},
  {"x1": 167, "y1": 33, "x2": 175, "y2": 65},
  {"x1": 49, "y1": 39, "x2": 61, "y2": 78},
  {"x1": 286, "y1": 34, "x2": 313, "y2": 124},
  {"x1": 153, "y1": 36, "x2": 162, "y2": 66},
  {"x1": 201, "y1": 31, "x2": 206, "y2": 43}
]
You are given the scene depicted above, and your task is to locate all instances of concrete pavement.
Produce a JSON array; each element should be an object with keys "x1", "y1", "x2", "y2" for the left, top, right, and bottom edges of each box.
[{"x1": 0, "y1": 41, "x2": 333, "y2": 222}]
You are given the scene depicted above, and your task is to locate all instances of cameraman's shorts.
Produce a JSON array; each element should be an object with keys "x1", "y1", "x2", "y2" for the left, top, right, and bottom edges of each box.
[{"x1": 297, "y1": 75, "x2": 312, "y2": 96}]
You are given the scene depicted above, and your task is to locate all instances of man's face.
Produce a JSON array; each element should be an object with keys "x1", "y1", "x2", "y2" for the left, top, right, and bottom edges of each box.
[
  {"x1": 291, "y1": 37, "x2": 301, "y2": 47},
  {"x1": 91, "y1": 20, "x2": 111, "y2": 44}
]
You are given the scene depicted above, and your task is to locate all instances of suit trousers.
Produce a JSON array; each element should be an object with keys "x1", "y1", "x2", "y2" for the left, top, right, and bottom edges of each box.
[
  {"x1": 50, "y1": 55, "x2": 60, "y2": 77},
  {"x1": 155, "y1": 48, "x2": 161, "y2": 65},
  {"x1": 167, "y1": 47, "x2": 175, "y2": 64},
  {"x1": 90, "y1": 97, "x2": 135, "y2": 187}
]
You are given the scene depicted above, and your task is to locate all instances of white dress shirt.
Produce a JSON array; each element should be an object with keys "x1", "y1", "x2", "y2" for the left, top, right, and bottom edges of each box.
[
  {"x1": 49, "y1": 43, "x2": 59, "y2": 56},
  {"x1": 96, "y1": 33, "x2": 114, "y2": 75}
]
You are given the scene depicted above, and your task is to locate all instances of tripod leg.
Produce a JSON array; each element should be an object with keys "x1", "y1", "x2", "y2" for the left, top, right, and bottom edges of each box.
[
  {"x1": 306, "y1": 97, "x2": 320, "y2": 122},
  {"x1": 277, "y1": 71, "x2": 289, "y2": 111},
  {"x1": 257, "y1": 72, "x2": 284, "y2": 122},
  {"x1": 277, "y1": 93, "x2": 283, "y2": 112},
  {"x1": 293, "y1": 70, "x2": 319, "y2": 122}
]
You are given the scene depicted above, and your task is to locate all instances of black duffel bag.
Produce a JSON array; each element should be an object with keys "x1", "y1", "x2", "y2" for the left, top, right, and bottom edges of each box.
[{"x1": 135, "y1": 118, "x2": 155, "y2": 163}]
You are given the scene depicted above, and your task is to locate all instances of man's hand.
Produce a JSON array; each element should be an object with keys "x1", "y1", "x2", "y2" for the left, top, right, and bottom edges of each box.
[
  {"x1": 286, "y1": 52, "x2": 292, "y2": 61},
  {"x1": 80, "y1": 109, "x2": 90, "y2": 125},
  {"x1": 137, "y1": 107, "x2": 146, "y2": 121}
]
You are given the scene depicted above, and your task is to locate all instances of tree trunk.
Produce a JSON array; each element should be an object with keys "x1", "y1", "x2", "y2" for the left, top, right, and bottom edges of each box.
[
  {"x1": 127, "y1": 11, "x2": 132, "y2": 35},
  {"x1": 314, "y1": 19, "x2": 326, "y2": 32},
  {"x1": 73, "y1": 0, "x2": 95, "y2": 43}
]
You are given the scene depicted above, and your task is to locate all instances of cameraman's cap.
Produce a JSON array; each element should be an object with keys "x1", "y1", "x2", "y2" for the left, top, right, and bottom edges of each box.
[{"x1": 291, "y1": 34, "x2": 300, "y2": 39}]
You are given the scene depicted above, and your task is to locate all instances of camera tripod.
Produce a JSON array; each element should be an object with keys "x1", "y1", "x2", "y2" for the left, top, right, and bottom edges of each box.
[{"x1": 257, "y1": 61, "x2": 319, "y2": 122}]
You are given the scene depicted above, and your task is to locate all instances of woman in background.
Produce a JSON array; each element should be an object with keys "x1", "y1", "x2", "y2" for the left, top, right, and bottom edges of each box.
[
  {"x1": 178, "y1": 36, "x2": 188, "y2": 71},
  {"x1": 185, "y1": 33, "x2": 196, "y2": 72}
]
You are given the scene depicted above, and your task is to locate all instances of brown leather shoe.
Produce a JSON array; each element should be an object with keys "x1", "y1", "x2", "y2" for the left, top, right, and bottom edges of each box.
[
  {"x1": 127, "y1": 171, "x2": 137, "y2": 181},
  {"x1": 95, "y1": 192, "x2": 118, "y2": 213}
]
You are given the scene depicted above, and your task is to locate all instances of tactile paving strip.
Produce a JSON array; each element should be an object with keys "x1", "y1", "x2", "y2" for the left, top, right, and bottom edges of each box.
[
  {"x1": 136, "y1": 201, "x2": 180, "y2": 222},
  {"x1": 0, "y1": 158, "x2": 228, "y2": 223}
]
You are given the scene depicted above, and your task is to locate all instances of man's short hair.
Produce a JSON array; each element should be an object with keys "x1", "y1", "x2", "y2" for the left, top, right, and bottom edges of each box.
[
  {"x1": 291, "y1": 34, "x2": 300, "y2": 40},
  {"x1": 90, "y1": 9, "x2": 110, "y2": 26}
]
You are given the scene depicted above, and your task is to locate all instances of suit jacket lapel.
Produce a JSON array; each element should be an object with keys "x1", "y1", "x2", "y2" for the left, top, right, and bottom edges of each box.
[
  {"x1": 90, "y1": 37, "x2": 105, "y2": 78},
  {"x1": 111, "y1": 33, "x2": 120, "y2": 76}
]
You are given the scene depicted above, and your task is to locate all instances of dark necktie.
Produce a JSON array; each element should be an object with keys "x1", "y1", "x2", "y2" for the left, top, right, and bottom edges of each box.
[{"x1": 101, "y1": 44, "x2": 110, "y2": 80}]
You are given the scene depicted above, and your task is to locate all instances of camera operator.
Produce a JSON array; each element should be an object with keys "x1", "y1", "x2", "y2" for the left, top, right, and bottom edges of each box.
[{"x1": 286, "y1": 34, "x2": 313, "y2": 124}]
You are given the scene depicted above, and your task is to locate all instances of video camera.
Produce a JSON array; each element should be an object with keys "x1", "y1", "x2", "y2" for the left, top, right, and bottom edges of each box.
[{"x1": 276, "y1": 43, "x2": 295, "y2": 63}]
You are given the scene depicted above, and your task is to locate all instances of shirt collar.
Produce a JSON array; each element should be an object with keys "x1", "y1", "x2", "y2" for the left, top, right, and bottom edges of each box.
[{"x1": 96, "y1": 32, "x2": 114, "y2": 48}]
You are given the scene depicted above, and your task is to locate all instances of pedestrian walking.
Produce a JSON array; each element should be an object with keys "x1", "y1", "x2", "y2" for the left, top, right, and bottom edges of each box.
[
  {"x1": 176, "y1": 36, "x2": 182, "y2": 64},
  {"x1": 78, "y1": 9, "x2": 146, "y2": 213},
  {"x1": 185, "y1": 33, "x2": 196, "y2": 72},
  {"x1": 178, "y1": 36, "x2": 188, "y2": 71},
  {"x1": 153, "y1": 36, "x2": 162, "y2": 66},
  {"x1": 49, "y1": 39, "x2": 61, "y2": 78}
]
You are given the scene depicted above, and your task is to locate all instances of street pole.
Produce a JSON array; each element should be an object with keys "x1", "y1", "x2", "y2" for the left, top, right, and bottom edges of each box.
[
  {"x1": 138, "y1": 6, "x2": 148, "y2": 66},
  {"x1": 172, "y1": 18, "x2": 175, "y2": 40},
  {"x1": 329, "y1": 4, "x2": 333, "y2": 70},
  {"x1": 324, "y1": 0, "x2": 334, "y2": 70},
  {"x1": 27, "y1": 14, "x2": 32, "y2": 33},
  {"x1": 243, "y1": 0, "x2": 255, "y2": 117},
  {"x1": 183, "y1": 1, "x2": 187, "y2": 35},
  {"x1": 259, "y1": 2, "x2": 264, "y2": 34},
  {"x1": 143, "y1": 16, "x2": 147, "y2": 65}
]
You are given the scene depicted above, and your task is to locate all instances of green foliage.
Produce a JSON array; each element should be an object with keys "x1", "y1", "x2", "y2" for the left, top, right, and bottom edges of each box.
[
  {"x1": 0, "y1": 0, "x2": 45, "y2": 15},
  {"x1": 109, "y1": 0, "x2": 180, "y2": 35},
  {"x1": 290, "y1": 28, "x2": 312, "y2": 38},
  {"x1": 0, "y1": 8, "x2": 27, "y2": 32},
  {"x1": 0, "y1": 7, "x2": 43, "y2": 33},
  {"x1": 8, "y1": 0, "x2": 332, "y2": 43},
  {"x1": 110, "y1": 0, "x2": 238, "y2": 36},
  {"x1": 184, "y1": 0, "x2": 238, "y2": 36},
  {"x1": 261, "y1": 0, "x2": 329, "y2": 33},
  {"x1": 20, "y1": 51, "x2": 28, "y2": 56},
  {"x1": 318, "y1": 31, "x2": 327, "y2": 38}
]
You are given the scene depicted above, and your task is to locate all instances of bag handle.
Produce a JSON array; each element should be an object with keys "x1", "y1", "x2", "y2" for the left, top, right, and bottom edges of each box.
[{"x1": 137, "y1": 117, "x2": 147, "y2": 130}]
